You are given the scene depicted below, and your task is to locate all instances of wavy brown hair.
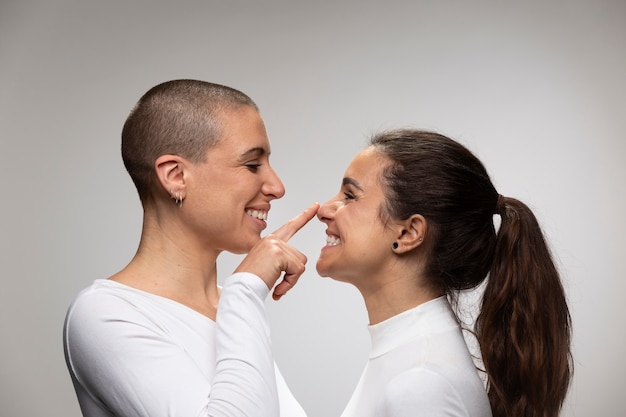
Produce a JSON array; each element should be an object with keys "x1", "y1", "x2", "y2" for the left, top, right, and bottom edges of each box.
[{"x1": 370, "y1": 129, "x2": 572, "y2": 417}]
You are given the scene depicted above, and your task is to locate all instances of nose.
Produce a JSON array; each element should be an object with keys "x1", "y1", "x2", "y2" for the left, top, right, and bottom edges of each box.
[
  {"x1": 262, "y1": 165, "x2": 286, "y2": 199},
  {"x1": 317, "y1": 198, "x2": 337, "y2": 223}
]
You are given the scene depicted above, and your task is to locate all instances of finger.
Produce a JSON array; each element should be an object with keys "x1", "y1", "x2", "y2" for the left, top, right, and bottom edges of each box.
[
  {"x1": 272, "y1": 276, "x2": 295, "y2": 300},
  {"x1": 272, "y1": 251, "x2": 307, "y2": 300},
  {"x1": 272, "y1": 202, "x2": 320, "y2": 242},
  {"x1": 272, "y1": 268, "x2": 303, "y2": 300}
]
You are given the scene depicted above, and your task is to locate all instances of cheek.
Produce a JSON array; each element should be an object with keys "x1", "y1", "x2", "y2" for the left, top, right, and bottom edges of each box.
[
  {"x1": 352, "y1": 235, "x2": 382, "y2": 261},
  {"x1": 351, "y1": 220, "x2": 391, "y2": 257}
]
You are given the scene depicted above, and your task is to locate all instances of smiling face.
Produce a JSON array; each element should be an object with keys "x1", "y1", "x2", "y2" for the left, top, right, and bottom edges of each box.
[
  {"x1": 184, "y1": 106, "x2": 285, "y2": 254},
  {"x1": 316, "y1": 147, "x2": 400, "y2": 288}
]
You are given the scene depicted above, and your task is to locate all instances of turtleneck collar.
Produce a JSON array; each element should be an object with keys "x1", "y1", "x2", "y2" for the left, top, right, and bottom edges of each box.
[{"x1": 367, "y1": 296, "x2": 458, "y2": 358}]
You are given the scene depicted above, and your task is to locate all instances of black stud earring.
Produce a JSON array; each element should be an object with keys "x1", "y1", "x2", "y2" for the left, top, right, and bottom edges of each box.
[{"x1": 392, "y1": 242, "x2": 399, "y2": 250}]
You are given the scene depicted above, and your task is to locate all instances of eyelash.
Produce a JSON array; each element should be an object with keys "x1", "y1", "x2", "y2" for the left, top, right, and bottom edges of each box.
[
  {"x1": 343, "y1": 191, "x2": 356, "y2": 200},
  {"x1": 246, "y1": 163, "x2": 262, "y2": 172}
]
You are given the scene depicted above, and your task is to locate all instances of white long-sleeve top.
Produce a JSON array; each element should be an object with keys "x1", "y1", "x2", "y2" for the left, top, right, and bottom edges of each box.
[
  {"x1": 63, "y1": 272, "x2": 307, "y2": 417},
  {"x1": 341, "y1": 296, "x2": 492, "y2": 417}
]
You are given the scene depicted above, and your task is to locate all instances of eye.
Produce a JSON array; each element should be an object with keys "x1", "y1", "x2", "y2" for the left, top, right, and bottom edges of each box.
[
  {"x1": 245, "y1": 163, "x2": 262, "y2": 172},
  {"x1": 343, "y1": 191, "x2": 356, "y2": 201}
]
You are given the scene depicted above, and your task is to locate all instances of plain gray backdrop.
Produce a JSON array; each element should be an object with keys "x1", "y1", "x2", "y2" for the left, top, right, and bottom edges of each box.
[{"x1": 1, "y1": 1, "x2": 624, "y2": 416}]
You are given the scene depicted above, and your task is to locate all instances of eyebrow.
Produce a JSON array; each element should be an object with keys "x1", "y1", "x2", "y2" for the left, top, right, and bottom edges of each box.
[
  {"x1": 342, "y1": 177, "x2": 364, "y2": 191},
  {"x1": 239, "y1": 147, "x2": 267, "y2": 159}
]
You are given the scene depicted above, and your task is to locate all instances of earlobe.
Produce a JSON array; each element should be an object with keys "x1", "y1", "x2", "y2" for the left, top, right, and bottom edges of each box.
[{"x1": 393, "y1": 214, "x2": 427, "y2": 253}]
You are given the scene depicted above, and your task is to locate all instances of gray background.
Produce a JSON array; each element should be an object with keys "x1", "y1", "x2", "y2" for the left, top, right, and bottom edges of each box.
[{"x1": 1, "y1": 1, "x2": 624, "y2": 416}]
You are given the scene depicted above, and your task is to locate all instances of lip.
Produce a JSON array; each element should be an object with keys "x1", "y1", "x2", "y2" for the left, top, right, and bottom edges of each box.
[
  {"x1": 322, "y1": 230, "x2": 341, "y2": 248},
  {"x1": 246, "y1": 203, "x2": 271, "y2": 212},
  {"x1": 245, "y1": 204, "x2": 270, "y2": 230}
]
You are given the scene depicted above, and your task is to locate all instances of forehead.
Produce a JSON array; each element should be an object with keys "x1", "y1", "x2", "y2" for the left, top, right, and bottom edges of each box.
[
  {"x1": 345, "y1": 147, "x2": 389, "y2": 182},
  {"x1": 210, "y1": 107, "x2": 271, "y2": 158}
]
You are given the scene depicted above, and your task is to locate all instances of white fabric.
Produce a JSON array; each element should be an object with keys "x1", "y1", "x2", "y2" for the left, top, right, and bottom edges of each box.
[
  {"x1": 63, "y1": 272, "x2": 307, "y2": 417},
  {"x1": 341, "y1": 296, "x2": 492, "y2": 417}
]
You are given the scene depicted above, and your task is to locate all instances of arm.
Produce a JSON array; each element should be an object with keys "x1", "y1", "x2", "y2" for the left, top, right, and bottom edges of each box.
[
  {"x1": 207, "y1": 204, "x2": 319, "y2": 415},
  {"x1": 208, "y1": 272, "x2": 279, "y2": 417}
]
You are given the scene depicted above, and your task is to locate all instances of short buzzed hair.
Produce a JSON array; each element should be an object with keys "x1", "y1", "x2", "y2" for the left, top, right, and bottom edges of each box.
[{"x1": 121, "y1": 79, "x2": 258, "y2": 204}]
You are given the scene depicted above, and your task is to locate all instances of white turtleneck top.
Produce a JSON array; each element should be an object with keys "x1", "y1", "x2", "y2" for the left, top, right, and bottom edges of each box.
[{"x1": 341, "y1": 296, "x2": 492, "y2": 417}]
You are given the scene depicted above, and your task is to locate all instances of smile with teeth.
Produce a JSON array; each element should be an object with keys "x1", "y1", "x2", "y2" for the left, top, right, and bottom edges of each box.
[
  {"x1": 246, "y1": 209, "x2": 268, "y2": 221},
  {"x1": 326, "y1": 235, "x2": 341, "y2": 246}
]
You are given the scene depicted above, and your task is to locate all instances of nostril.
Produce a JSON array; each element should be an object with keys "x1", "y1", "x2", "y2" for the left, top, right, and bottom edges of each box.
[{"x1": 317, "y1": 214, "x2": 332, "y2": 222}]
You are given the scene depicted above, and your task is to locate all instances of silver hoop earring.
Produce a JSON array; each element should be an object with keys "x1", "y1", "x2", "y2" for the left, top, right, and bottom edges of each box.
[{"x1": 171, "y1": 190, "x2": 183, "y2": 208}]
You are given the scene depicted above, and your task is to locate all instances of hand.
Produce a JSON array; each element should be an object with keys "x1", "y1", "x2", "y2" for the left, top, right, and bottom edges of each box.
[{"x1": 234, "y1": 203, "x2": 320, "y2": 300}]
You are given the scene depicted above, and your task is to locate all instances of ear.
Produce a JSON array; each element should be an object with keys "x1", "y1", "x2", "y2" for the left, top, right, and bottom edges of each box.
[
  {"x1": 154, "y1": 154, "x2": 187, "y2": 199},
  {"x1": 393, "y1": 214, "x2": 427, "y2": 254}
]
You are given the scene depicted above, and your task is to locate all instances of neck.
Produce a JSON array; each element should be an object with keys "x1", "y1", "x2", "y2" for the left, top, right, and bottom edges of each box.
[
  {"x1": 110, "y1": 213, "x2": 222, "y2": 319},
  {"x1": 358, "y1": 272, "x2": 442, "y2": 325}
]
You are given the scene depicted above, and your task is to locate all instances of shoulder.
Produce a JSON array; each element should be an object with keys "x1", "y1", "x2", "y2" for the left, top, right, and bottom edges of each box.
[
  {"x1": 64, "y1": 279, "x2": 168, "y2": 349},
  {"x1": 383, "y1": 367, "x2": 471, "y2": 417},
  {"x1": 64, "y1": 280, "x2": 180, "y2": 380},
  {"x1": 65, "y1": 280, "x2": 139, "y2": 325}
]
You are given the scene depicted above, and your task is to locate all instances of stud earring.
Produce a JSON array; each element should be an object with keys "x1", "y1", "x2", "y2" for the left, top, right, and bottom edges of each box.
[{"x1": 392, "y1": 242, "x2": 399, "y2": 250}]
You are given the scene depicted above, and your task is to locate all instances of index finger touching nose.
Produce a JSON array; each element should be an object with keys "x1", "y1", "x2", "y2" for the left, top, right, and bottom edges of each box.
[{"x1": 272, "y1": 202, "x2": 320, "y2": 242}]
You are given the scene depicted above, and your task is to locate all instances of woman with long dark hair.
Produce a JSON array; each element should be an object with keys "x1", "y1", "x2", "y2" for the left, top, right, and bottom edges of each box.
[{"x1": 316, "y1": 129, "x2": 572, "y2": 417}]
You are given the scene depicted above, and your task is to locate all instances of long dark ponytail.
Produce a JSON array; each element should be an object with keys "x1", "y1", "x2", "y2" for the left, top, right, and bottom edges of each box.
[
  {"x1": 370, "y1": 129, "x2": 572, "y2": 417},
  {"x1": 477, "y1": 197, "x2": 573, "y2": 417}
]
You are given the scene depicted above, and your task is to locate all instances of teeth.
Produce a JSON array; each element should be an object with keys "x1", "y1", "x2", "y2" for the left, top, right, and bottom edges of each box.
[
  {"x1": 326, "y1": 235, "x2": 341, "y2": 246},
  {"x1": 246, "y1": 210, "x2": 268, "y2": 221}
]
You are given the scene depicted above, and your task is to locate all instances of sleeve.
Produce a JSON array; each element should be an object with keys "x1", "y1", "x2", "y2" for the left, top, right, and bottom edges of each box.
[
  {"x1": 208, "y1": 272, "x2": 279, "y2": 417},
  {"x1": 63, "y1": 273, "x2": 279, "y2": 417},
  {"x1": 382, "y1": 368, "x2": 471, "y2": 417}
]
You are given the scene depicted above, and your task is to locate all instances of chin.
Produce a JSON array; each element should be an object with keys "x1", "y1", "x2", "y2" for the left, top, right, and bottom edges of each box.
[
  {"x1": 316, "y1": 262, "x2": 353, "y2": 284},
  {"x1": 229, "y1": 236, "x2": 261, "y2": 255},
  {"x1": 315, "y1": 268, "x2": 329, "y2": 278},
  {"x1": 229, "y1": 248, "x2": 249, "y2": 255},
  {"x1": 315, "y1": 260, "x2": 334, "y2": 279}
]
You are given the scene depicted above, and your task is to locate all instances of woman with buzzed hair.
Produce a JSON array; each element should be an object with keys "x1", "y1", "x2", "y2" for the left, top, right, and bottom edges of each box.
[{"x1": 64, "y1": 79, "x2": 316, "y2": 417}]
